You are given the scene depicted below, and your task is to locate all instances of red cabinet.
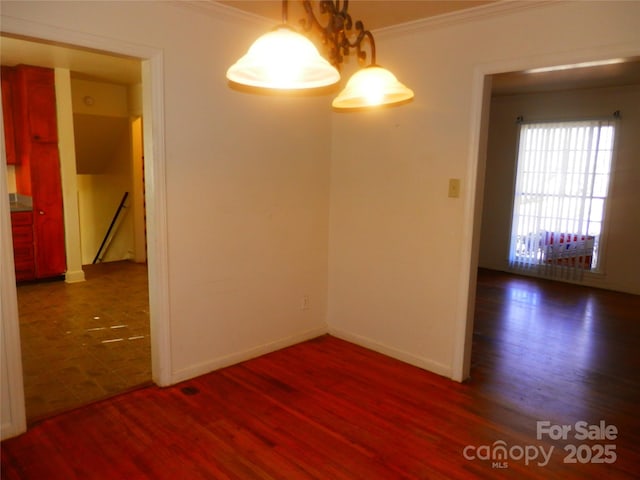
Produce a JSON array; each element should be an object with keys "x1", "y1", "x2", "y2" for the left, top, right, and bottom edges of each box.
[
  {"x1": 15, "y1": 66, "x2": 58, "y2": 144},
  {"x1": 10, "y1": 211, "x2": 36, "y2": 281},
  {"x1": 9, "y1": 65, "x2": 66, "y2": 280},
  {"x1": 1, "y1": 66, "x2": 17, "y2": 165},
  {"x1": 29, "y1": 143, "x2": 66, "y2": 278}
]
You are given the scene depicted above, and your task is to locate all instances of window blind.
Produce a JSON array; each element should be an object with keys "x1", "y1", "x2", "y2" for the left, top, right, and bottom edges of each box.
[{"x1": 508, "y1": 119, "x2": 616, "y2": 280}]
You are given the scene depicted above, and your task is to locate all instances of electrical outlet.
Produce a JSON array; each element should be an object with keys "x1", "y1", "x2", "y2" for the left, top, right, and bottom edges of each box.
[
  {"x1": 448, "y1": 178, "x2": 461, "y2": 198},
  {"x1": 301, "y1": 296, "x2": 310, "y2": 310}
]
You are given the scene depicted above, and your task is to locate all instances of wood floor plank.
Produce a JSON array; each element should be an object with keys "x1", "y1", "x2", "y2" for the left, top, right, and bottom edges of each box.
[{"x1": 2, "y1": 269, "x2": 639, "y2": 478}]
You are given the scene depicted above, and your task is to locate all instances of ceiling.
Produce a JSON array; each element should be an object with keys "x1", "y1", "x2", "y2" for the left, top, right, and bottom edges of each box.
[{"x1": 1, "y1": 1, "x2": 639, "y2": 94}]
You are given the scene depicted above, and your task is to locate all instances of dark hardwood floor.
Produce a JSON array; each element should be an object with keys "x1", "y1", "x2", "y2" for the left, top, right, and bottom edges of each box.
[{"x1": 2, "y1": 269, "x2": 639, "y2": 479}]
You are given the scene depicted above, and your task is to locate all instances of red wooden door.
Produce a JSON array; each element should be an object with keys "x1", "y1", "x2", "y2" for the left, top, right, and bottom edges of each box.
[{"x1": 30, "y1": 142, "x2": 66, "y2": 278}]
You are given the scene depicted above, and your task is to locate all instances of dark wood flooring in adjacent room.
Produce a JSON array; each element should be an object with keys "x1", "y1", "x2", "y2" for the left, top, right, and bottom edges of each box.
[{"x1": 2, "y1": 269, "x2": 639, "y2": 479}]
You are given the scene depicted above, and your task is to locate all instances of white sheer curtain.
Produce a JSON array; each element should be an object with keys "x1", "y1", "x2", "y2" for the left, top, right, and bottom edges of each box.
[{"x1": 508, "y1": 118, "x2": 616, "y2": 280}]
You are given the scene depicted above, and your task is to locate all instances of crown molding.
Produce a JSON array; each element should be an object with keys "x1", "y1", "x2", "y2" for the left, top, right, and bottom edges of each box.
[
  {"x1": 175, "y1": 1, "x2": 551, "y2": 35},
  {"x1": 172, "y1": 0, "x2": 273, "y2": 27},
  {"x1": 374, "y1": 0, "x2": 551, "y2": 38}
]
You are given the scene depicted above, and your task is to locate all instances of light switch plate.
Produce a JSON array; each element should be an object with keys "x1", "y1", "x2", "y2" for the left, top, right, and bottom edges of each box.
[{"x1": 448, "y1": 178, "x2": 461, "y2": 198}]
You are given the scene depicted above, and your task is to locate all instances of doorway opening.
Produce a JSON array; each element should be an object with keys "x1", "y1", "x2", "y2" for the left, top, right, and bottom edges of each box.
[
  {"x1": 2, "y1": 35, "x2": 154, "y2": 424},
  {"x1": 465, "y1": 52, "x2": 640, "y2": 382}
]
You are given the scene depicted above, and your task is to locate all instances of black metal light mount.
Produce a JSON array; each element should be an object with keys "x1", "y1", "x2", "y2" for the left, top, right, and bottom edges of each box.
[{"x1": 298, "y1": 0, "x2": 376, "y2": 68}]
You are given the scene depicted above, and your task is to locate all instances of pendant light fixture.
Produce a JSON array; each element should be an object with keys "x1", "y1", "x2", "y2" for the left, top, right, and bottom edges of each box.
[
  {"x1": 226, "y1": 0, "x2": 414, "y2": 110},
  {"x1": 329, "y1": 29, "x2": 413, "y2": 110}
]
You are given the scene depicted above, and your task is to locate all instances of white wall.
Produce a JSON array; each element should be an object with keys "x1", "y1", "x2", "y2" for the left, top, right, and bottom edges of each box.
[
  {"x1": 480, "y1": 85, "x2": 640, "y2": 295},
  {"x1": 328, "y1": 1, "x2": 640, "y2": 378}
]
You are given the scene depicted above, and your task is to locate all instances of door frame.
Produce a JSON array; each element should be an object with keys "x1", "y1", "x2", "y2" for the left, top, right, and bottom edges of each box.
[{"x1": 0, "y1": 17, "x2": 171, "y2": 439}]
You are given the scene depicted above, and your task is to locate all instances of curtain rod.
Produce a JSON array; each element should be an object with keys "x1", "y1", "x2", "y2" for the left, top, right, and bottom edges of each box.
[{"x1": 515, "y1": 111, "x2": 621, "y2": 124}]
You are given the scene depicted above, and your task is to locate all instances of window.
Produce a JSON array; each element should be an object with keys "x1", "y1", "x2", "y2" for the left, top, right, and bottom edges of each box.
[{"x1": 509, "y1": 119, "x2": 616, "y2": 276}]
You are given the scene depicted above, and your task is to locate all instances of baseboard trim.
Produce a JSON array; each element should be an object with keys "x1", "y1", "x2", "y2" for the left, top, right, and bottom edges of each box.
[
  {"x1": 328, "y1": 327, "x2": 452, "y2": 379},
  {"x1": 169, "y1": 326, "x2": 328, "y2": 385},
  {"x1": 65, "y1": 269, "x2": 86, "y2": 284},
  {"x1": 1, "y1": 420, "x2": 23, "y2": 441}
]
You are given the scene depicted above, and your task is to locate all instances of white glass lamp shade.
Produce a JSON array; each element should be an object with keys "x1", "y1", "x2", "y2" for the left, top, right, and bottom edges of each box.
[
  {"x1": 226, "y1": 26, "x2": 340, "y2": 90},
  {"x1": 332, "y1": 65, "x2": 414, "y2": 110}
]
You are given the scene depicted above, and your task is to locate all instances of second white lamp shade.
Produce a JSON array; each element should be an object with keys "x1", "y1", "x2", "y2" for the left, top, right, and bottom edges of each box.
[{"x1": 332, "y1": 65, "x2": 414, "y2": 110}]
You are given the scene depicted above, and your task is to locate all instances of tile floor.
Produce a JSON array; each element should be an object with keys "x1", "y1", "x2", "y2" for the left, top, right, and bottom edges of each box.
[{"x1": 16, "y1": 261, "x2": 152, "y2": 424}]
